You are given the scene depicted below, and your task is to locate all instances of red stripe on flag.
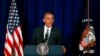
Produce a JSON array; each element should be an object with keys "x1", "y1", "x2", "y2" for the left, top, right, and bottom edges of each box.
[
  {"x1": 4, "y1": 27, "x2": 13, "y2": 56},
  {"x1": 7, "y1": 37, "x2": 13, "y2": 48},
  {"x1": 14, "y1": 26, "x2": 23, "y2": 56},
  {"x1": 14, "y1": 39, "x2": 21, "y2": 56},
  {"x1": 4, "y1": 48, "x2": 11, "y2": 56}
]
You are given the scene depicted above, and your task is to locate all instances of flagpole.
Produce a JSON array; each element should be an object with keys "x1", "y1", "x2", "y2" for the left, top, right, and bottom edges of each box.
[
  {"x1": 88, "y1": 0, "x2": 89, "y2": 26},
  {"x1": 87, "y1": 0, "x2": 90, "y2": 56}
]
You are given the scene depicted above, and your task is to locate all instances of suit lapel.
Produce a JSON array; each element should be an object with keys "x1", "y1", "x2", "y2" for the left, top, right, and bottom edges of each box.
[
  {"x1": 50, "y1": 28, "x2": 53, "y2": 38},
  {"x1": 48, "y1": 28, "x2": 54, "y2": 44}
]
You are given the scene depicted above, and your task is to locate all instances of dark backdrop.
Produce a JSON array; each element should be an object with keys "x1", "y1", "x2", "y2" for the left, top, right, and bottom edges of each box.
[{"x1": 0, "y1": 0, "x2": 100, "y2": 56}]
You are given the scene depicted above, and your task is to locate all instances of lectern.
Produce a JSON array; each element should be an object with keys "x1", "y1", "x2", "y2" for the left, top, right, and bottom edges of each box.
[{"x1": 24, "y1": 45, "x2": 64, "y2": 56}]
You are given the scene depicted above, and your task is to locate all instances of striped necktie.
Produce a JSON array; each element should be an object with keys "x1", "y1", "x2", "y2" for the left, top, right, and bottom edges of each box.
[{"x1": 45, "y1": 29, "x2": 49, "y2": 42}]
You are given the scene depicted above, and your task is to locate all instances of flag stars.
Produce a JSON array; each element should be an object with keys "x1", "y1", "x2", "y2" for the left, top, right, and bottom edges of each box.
[
  {"x1": 16, "y1": 24, "x2": 18, "y2": 26},
  {"x1": 7, "y1": 1, "x2": 20, "y2": 33},
  {"x1": 15, "y1": 17, "x2": 19, "y2": 19},
  {"x1": 8, "y1": 26, "x2": 11, "y2": 29},
  {"x1": 16, "y1": 10, "x2": 18, "y2": 12},
  {"x1": 10, "y1": 13, "x2": 14, "y2": 15},
  {"x1": 11, "y1": 3, "x2": 16, "y2": 6},
  {"x1": 8, "y1": 23, "x2": 11, "y2": 25},
  {"x1": 82, "y1": 19, "x2": 93, "y2": 23},
  {"x1": 14, "y1": 20, "x2": 16, "y2": 22},
  {"x1": 17, "y1": 17, "x2": 19, "y2": 19},
  {"x1": 16, "y1": 20, "x2": 19, "y2": 23},
  {"x1": 9, "y1": 20, "x2": 12, "y2": 22},
  {"x1": 8, "y1": 25, "x2": 14, "y2": 33},
  {"x1": 10, "y1": 30, "x2": 13, "y2": 32},
  {"x1": 12, "y1": 23, "x2": 15, "y2": 25},
  {"x1": 13, "y1": 10, "x2": 16, "y2": 12},
  {"x1": 14, "y1": 7, "x2": 16, "y2": 9},
  {"x1": 10, "y1": 16, "x2": 13, "y2": 19},
  {"x1": 10, "y1": 10, "x2": 16, "y2": 13},
  {"x1": 15, "y1": 17, "x2": 17, "y2": 19},
  {"x1": 14, "y1": 3, "x2": 16, "y2": 6},
  {"x1": 15, "y1": 13, "x2": 18, "y2": 16}
]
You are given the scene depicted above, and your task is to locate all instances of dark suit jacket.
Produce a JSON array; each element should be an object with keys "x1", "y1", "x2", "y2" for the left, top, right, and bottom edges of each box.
[{"x1": 31, "y1": 27, "x2": 62, "y2": 45}]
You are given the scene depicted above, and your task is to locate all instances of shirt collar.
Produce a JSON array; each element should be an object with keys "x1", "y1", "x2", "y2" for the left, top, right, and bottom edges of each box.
[{"x1": 44, "y1": 25, "x2": 52, "y2": 31}]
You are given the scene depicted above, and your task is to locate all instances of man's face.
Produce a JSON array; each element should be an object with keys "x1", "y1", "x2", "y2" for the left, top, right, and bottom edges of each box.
[{"x1": 43, "y1": 13, "x2": 54, "y2": 28}]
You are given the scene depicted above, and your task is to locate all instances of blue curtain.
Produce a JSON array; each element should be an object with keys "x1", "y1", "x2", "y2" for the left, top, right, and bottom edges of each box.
[{"x1": 0, "y1": 0, "x2": 100, "y2": 56}]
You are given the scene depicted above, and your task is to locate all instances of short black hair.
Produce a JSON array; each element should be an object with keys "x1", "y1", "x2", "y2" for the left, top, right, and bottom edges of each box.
[{"x1": 44, "y1": 11, "x2": 54, "y2": 18}]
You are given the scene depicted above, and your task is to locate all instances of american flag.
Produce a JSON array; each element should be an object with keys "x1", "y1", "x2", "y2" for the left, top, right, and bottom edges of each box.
[
  {"x1": 81, "y1": 37, "x2": 89, "y2": 47},
  {"x1": 80, "y1": 19, "x2": 92, "y2": 47},
  {"x1": 4, "y1": 0, "x2": 23, "y2": 56},
  {"x1": 80, "y1": 22, "x2": 90, "y2": 47}
]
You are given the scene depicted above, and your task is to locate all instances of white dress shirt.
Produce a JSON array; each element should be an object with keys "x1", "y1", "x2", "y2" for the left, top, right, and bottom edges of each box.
[{"x1": 44, "y1": 25, "x2": 52, "y2": 39}]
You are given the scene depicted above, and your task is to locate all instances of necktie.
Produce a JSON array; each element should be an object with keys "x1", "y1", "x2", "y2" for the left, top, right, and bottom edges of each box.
[{"x1": 45, "y1": 29, "x2": 49, "y2": 42}]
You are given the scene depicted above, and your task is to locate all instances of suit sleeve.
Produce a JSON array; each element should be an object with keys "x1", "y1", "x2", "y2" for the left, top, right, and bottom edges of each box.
[
  {"x1": 57, "y1": 30, "x2": 63, "y2": 45},
  {"x1": 30, "y1": 29, "x2": 37, "y2": 45}
]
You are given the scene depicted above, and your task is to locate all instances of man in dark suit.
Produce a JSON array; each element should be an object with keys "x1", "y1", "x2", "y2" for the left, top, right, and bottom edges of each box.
[{"x1": 31, "y1": 12, "x2": 66, "y2": 53}]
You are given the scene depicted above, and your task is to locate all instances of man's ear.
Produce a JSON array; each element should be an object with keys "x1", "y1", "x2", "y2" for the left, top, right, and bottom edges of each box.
[{"x1": 43, "y1": 19, "x2": 45, "y2": 23}]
